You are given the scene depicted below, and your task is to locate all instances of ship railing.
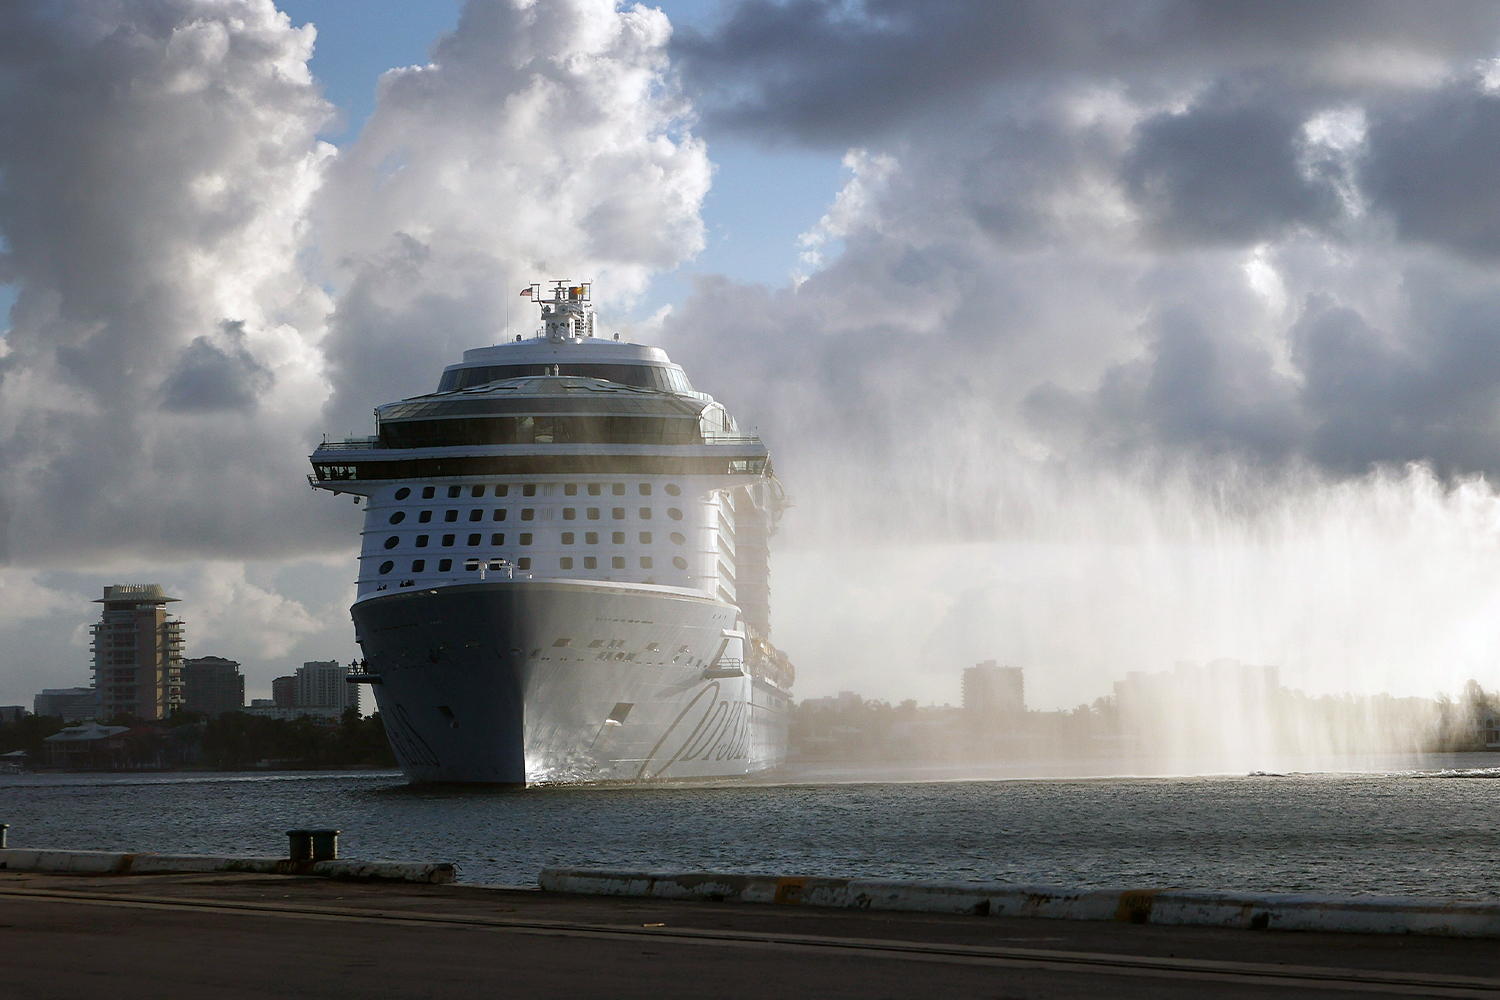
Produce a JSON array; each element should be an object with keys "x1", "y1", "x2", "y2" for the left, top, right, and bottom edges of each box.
[{"x1": 314, "y1": 438, "x2": 384, "y2": 452}]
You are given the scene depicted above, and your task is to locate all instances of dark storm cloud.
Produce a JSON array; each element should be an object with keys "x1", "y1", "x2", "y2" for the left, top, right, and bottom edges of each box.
[
  {"x1": 160, "y1": 321, "x2": 275, "y2": 412},
  {"x1": 675, "y1": 0, "x2": 1500, "y2": 144},
  {"x1": 1363, "y1": 85, "x2": 1500, "y2": 259}
]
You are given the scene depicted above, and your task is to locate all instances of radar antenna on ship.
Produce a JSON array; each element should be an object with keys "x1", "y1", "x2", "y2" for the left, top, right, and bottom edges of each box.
[{"x1": 520, "y1": 280, "x2": 594, "y2": 343}]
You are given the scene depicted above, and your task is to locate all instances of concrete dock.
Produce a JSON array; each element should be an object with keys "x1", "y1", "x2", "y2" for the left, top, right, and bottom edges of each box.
[{"x1": 3, "y1": 870, "x2": 1500, "y2": 998}]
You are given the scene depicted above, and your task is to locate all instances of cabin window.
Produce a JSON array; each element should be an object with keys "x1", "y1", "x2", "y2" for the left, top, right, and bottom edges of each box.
[
  {"x1": 520, "y1": 533, "x2": 533, "y2": 545},
  {"x1": 442, "y1": 534, "x2": 455, "y2": 546},
  {"x1": 639, "y1": 532, "x2": 652, "y2": 544},
  {"x1": 448, "y1": 486, "x2": 461, "y2": 498},
  {"x1": 517, "y1": 558, "x2": 531, "y2": 570},
  {"x1": 664, "y1": 484, "x2": 681, "y2": 496},
  {"x1": 563, "y1": 508, "x2": 576, "y2": 520},
  {"x1": 378, "y1": 561, "x2": 394, "y2": 575},
  {"x1": 670, "y1": 532, "x2": 685, "y2": 544},
  {"x1": 611, "y1": 557, "x2": 625, "y2": 569},
  {"x1": 521, "y1": 509, "x2": 535, "y2": 521},
  {"x1": 418, "y1": 511, "x2": 432, "y2": 523},
  {"x1": 640, "y1": 557, "x2": 653, "y2": 569},
  {"x1": 586, "y1": 507, "x2": 600, "y2": 520},
  {"x1": 612, "y1": 483, "x2": 625, "y2": 496},
  {"x1": 422, "y1": 486, "x2": 435, "y2": 499},
  {"x1": 496, "y1": 485, "x2": 509, "y2": 497},
  {"x1": 395, "y1": 487, "x2": 411, "y2": 500},
  {"x1": 444, "y1": 510, "x2": 458, "y2": 522},
  {"x1": 588, "y1": 484, "x2": 602, "y2": 496},
  {"x1": 564, "y1": 484, "x2": 577, "y2": 496},
  {"x1": 523, "y1": 484, "x2": 537, "y2": 497},
  {"x1": 612, "y1": 508, "x2": 625, "y2": 520},
  {"x1": 493, "y1": 509, "x2": 506, "y2": 522},
  {"x1": 584, "y1": 557, "x2": 597, "y2": 569},
  {"x1": 667, "y1": 508, "x2": 683, "y2": 520},
  {"x1": 585, "y1": 532, "x2": 598, "y2": 544},
  {"x1": 389, "y1": 511, "x2": 406, "y2": 524},
  {"x1": 673, "y1": 557, "x2": 688, "y2": 570},
  {"x1": 639, "y1": 508, "x2": 651, "y2": 519},
  {"x1": 383, "y1": 536, "x2": 400, "y2": 549},
  {"x1": 467, "y1": 534, "x2": 481, "y2": 546},
  {"x1": 491, "y1": 533, "x2": 505, "y2": 545},
  {"x1": 416, "y1": 535, "x2": 429, "y2": 547},
  {"x1": 438, "y1": 559, "x2": 452, "y2": 571},
  {"x1": 561, "y1": 533, "x2": 575, "y2": 544},
  {"x1": 411, "y1": 559, "x2": 425, "y2": 572},
  {"x1": 638, "y1": 484, "x2": 652, "y2": 496},
  {"x1": 465, "y1": 559, "x2": 481, "y2": 571},
  {"x1": 469, "y1": 509, "x2": 483, "y2": 522},
  {"x1": 560, "y1": 557, "x2": 574, "y2": 569}
]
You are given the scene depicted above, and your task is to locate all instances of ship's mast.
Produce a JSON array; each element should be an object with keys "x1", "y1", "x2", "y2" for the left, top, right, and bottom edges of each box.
[{"x1": 522, "y1": 280, "x2": 594, "y2": 343}]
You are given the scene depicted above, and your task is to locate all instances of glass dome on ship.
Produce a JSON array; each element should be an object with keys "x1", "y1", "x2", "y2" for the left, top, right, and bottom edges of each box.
[{"x1": 309, "y1": 281, "x2": 793, "y2": 784}]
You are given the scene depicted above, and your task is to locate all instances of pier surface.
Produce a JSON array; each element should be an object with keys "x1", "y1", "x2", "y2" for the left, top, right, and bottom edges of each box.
[{"x1": 3, "y1": 870, "x2": 1499, "y2": 999}]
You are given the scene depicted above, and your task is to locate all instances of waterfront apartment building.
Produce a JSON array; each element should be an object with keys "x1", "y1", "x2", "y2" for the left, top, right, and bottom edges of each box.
[
  {"x1": 180, "y1": 656, "x2": 245, "y2": 718},
  {"x1": 296, "y1": 660, "x2": 359, "y2": 717},
  {"x1": 962, "y1": 661, "x2": 1025, "y2": 726},
  {"x1": 89, "y1": 584, "x2": 184, "y2": 721},
  {"x1": 33, "y1": 686, "x2": 99, "y2": 722}
]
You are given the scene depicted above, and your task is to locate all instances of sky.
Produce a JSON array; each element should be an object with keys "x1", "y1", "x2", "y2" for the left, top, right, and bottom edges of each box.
[{"x1": 5, "y1": 1, "x2": 1500, "y2": 711}]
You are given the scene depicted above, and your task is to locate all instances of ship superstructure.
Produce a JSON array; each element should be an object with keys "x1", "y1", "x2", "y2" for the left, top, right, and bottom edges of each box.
[{"x1": 310, "y1": 282, "x2": 792, "y2": 783}]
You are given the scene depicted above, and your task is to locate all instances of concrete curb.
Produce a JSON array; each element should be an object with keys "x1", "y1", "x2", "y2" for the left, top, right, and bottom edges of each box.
[
  {"x1": 0, "y1": 849, "x2": 455, "y2": 884},
  {"x1": 537, "y1": 869, "x2": 1500, "y2": 938}
]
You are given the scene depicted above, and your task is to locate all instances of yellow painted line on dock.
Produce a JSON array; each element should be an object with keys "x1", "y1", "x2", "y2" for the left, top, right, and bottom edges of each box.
[{"x1": 0, "y1": 885, "x2": 1497, "y2": 997}]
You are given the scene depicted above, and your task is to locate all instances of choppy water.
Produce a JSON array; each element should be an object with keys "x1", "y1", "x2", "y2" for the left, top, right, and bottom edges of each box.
[{"x1": 2, "y1": 756, "x2": 1498, "y2": 898}]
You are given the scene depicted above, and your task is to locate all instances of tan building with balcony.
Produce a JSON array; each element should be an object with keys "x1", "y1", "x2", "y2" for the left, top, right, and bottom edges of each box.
[{"x1": 90, "y1": 584, "x2": 184, "y2": 721}]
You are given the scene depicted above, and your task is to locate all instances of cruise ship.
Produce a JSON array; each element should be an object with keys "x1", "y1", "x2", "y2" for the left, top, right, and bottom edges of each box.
[{"x1": 309, "y1": 282, "x2": 793, "y2": 784}]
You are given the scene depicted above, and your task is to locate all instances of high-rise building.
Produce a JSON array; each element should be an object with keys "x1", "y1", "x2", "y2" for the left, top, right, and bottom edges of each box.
[
  {"x1": 271, "y1": 676, "x2": 296, "y2": 709},
  {"x1": 296, "y1": 660, "x2": 358, "y2": 715},
  {"x1": 180, "y1": 656, "x2": 245, "y2": 718},
  {"x1": 962, "y1": 661, "x2": 1025, "y2": 726},
  {"x1": 89, "y1": 584, "x2": 184, "y2": 721}
]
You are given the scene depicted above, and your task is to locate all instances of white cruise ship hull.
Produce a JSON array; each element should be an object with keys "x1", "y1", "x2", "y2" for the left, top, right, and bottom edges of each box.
[{"x1": 352, "y1": 581, "x2": 789, "y2": 784}]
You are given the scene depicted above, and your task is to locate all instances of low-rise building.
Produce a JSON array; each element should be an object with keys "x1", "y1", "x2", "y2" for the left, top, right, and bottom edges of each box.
[
  {"x1": 0, "y1": 706, "x2": 27, "y2": 724},
  {"x1": 43, "y1": 722, "x2": 130, "y2": 768}
]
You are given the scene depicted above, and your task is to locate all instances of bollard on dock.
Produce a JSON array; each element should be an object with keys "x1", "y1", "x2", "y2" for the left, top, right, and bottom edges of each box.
[
  {"x1": 1, "y1": 823, "x2": 7, "y2": 849},
  {"x1": 286, "y1": 829, "x2": 339, "y2": 862}
]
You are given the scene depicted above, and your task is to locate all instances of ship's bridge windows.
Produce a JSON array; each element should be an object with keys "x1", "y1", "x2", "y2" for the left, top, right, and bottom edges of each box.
[
  {"x1": 444, "y1": 510, "x2": 458, "y2": 522},
  {"x1": 673, "y1": 557, "x2": 689, "y2": 570},
  {"x1": 588, "y1": 484, "x2": 602, "y2": 496},
  {"x1": 389, "y1": 511, "x2": 406, "y2": 524},
  {"x1": 442, "y1": 534, "x2": 455, "y2": 546},
  {"x1": 639, "y1": 483, "x2": 652, "y2": 496},
  {"x1": 670, "y1": 532, "x2": 686, "y2": 545},
  {"x1": 665, "y1": 484, "x2": 681, "y2": 496},
  {"x1": 521, "y1": 508, "x2": 535, "y2": 521},
  {"x1": 559, "y1": 557, "x2": 574, "y2": 570},
  {"x1": 565, "y1": 484, "x2": 578, "y2": 496},
  {"x1": 416, "y1": 535, "x2": 429, "y2": 547},
  {"x1": 395, "y1": 487, "x2": 411, "y2": 500},
  {"x1": 412, "y1": 559, "x2": 425, "y2": 572},
  {"x1": 491, "y1": 533, "x2": 505, "y2": 545},
  {"x1": 469, "y1": 509, "x2": 483, "y2": 522},
  {"x1": 612, "y1": 531, "x2": 625, "y2": 544},
  {"x1": 448, "y1": 486, "x2": 462, "y2": 498},
  {"x1": 422, "y1": 487, "x2": 436, "y2": 499},
  {"x1": 439, "y1": 362, "x2": 692, "y2": 393},
  {"x1": 438, "y1": 558, "x2": 452, "y2": 571},
  {"x1": 471, "y1": 485, "x2": 485, "y2": 498},
  {"x1": 467, "y1": 533, "x2": 481, "y2": 546},
  {"x1": 639, "y1": 532, "x2": 652, "y2": 544},
  {"x1": 585, "y1": 532, "x2": 598, "y2": 544},
  {"x1": 419, "y1": 511, "x2": 432, "y2": 523},
  {"x1": 667, "y1": 508, "x2": 683, "y2": 520},
  {"x1": 383, "y1": 536, "x2": 400, "y2": 549},
  {"x1": 378, "y1": 561, "x2": 394, "y2": 575}
]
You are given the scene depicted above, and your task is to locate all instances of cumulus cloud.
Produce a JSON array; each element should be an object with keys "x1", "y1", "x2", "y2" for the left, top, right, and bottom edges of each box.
[
  {"x1": 316, "y1": 0, "x2": 711, "y2": 431},
  {"x1": 0, "y1": 0, "x2": 337, "y2": 564}
]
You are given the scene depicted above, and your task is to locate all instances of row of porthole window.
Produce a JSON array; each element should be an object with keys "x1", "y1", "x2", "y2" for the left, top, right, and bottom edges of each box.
[
  {"x1": 376, "y1": 555, "x2": 691, "y2": 574},
  {"x1": 392, "y1": 482, "x2": 684, "y2": 501},
  {"x1": 388, "y1": 507, "x2": 682, "y2": 525},
  {"x1": 380, "y1": 530, "x2": 690, "y2": 550}
]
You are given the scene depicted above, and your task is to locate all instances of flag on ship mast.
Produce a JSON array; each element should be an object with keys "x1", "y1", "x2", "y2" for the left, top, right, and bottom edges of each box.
[{"x1": 519, "y1": 287, "x2": 533, "y2": 297}]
